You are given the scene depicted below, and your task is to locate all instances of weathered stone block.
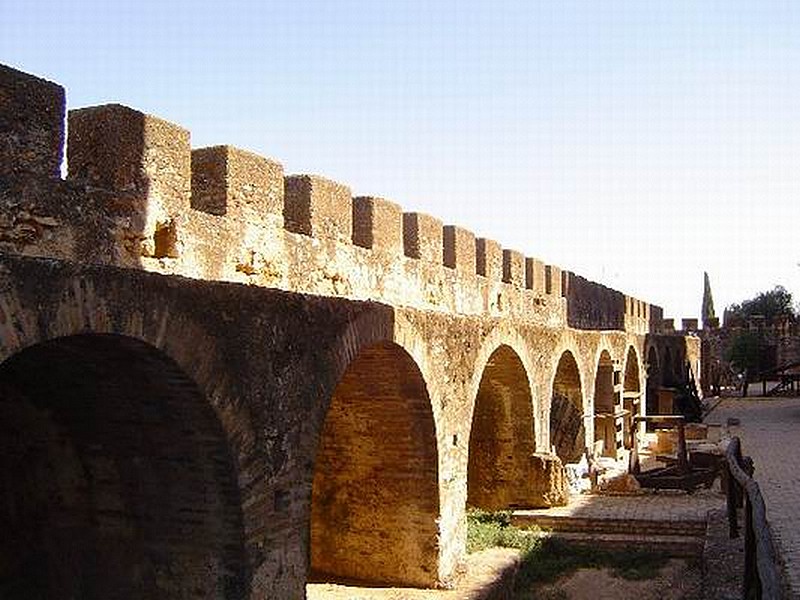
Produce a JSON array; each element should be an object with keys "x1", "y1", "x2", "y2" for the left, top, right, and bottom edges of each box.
[
  {"x1": 352, "y1": 196, "x2": 403, "y2": 255},
  {"x1": 526, "y1": 453, "x2": 568, "y2": 507},
  {"x1": 191, "y1": 145, "x2": 283, "y2": 218},
  {"x1": 525, "y1": 257, "x2": 546, "y2": 293},
  {"x1": 284, "y1": 174, "x2": 352, "y2": 243},
  {"x1": 402, "y1": 212, "x2": 443, "y2": 263},
  {"x1": 545, "y1": 264, "x2": 562, "y2": 296},
  {"x1": 68, "y1": 104, "x2": 191, "y2": 212},
  {"x1": 599, "y1": 472, "x2": 641, "y2": 494},
  {"x1": 502, "y1": 249, "x2": 524, "y2": 286},
  {"x1": 443, "y1": 225, "x2": 476, "y2": 273},
  {"x1": 476, "y1": 238, "x2": 502, "y2": 280},
  {"x1": 0, "y1": 65, "x2": 65, "y2": 179},
  {"x1": 561, "y1": 270, "x2": 571, "y2": 297},
  {"x1": 650, "y1": 304, "x2": 664, "y2": 329}
]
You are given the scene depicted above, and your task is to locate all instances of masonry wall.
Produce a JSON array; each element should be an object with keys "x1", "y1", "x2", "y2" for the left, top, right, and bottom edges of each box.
[
  {"x1": 310, "y1": 342, "x2": 440, "y2": 587},
  {"x1": 0, "y1": 252, "x2": 662, "y2": 597},
  {"x1": 0, "y1": 335, "x2": 247, "y2": 598},
  {"x1": 0, "y1": 64, "x2": 657, "y2": 334},
  {"x1": 0, "y1": 63, "x2": 696, "y2": 599}
]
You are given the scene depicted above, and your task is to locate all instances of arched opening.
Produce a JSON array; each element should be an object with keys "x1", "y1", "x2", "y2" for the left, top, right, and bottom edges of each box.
[
  {"x1": 622, "y1": 347, "x2": 642, "y2": 449},
  {"x1": 646, "y1": 346, "x2": 660, "y2": 416},
  {"x1": 467, "y1": 345, "x2": 536, "y2": 510},
  {"x1": 593, "y1": 350, "x2": 618, "y2": 457},
  {"x1": 310, "y1": 341, "x2": 439, "y2": 588},
  {"x1": 550, "y1": 351, "x2": 585, "y2": 463},
  {"x1": 0, "y1": 334, "x2": 247, "y2": 600},
  {"x1": 662, "y1": 347, "x2": 674, "y2": 387}
]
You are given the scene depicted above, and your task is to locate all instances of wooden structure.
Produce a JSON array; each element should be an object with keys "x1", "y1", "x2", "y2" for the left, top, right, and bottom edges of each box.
[{"x1": 725, "y1": 437, "x2": 782, "y2": 599}]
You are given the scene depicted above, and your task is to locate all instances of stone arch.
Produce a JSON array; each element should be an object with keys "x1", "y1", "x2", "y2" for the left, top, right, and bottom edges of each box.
[
  {"x1": 0, "y1": 333, "x2": 247, "y2": 599},
  {"x1": 550, "y1": 350, "x2": 585, "y2": 463},
  {"x1": 467, "y1": 344, "x2": 536, "y2": 510},
  {"x1": 646, "y1": 345, "x2": 661, "y2": 416},
  {"x1": 593, "y1": 349, "x2": 616, "y2": 413},
  {"x1": 623, "y1": 346, "x2": 642, "y2": 395},
  {"x1": 592, "y1": 349, "x2": 618, "y2": 456},
  {"x1": 662, "y1": 346, "x2": 675, "y2": 387},
  {"x1": 0, "y1": 277, "x2": 310, "y2": 598},
  {"x1": 310, "y1": 340, "x2": 440, "y2": 588},
  {"x1": 469, "y1": 329, "x2": 539, "y2": 443},
  {"x1": 622, "y1": 346, "x2": 643, "y2": 448}
]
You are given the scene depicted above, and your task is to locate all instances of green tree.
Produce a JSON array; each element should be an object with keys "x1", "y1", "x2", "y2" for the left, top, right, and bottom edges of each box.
[
  {"x1": 724, "y1": 330, "x2": 770, "y2": 396},
  {"x1": 702, "y1": 272, "x2": 716, "y2": 327},
  {"x1": 726, "y1": 285, "x2": 795, "y2": 325}
]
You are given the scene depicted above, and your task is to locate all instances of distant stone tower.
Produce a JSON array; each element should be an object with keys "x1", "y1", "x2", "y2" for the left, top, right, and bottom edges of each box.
[{"x1": 702, "y1": 271, "x2": 716, "y2": 328}]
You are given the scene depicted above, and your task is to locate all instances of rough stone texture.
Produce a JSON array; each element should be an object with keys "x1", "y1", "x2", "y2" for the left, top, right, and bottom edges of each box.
[
  {"x1": 476, "y1": 238, "x2": 502, "y2": 280},
  {"x1": 67, "y1": 104, "x2": 192, "y2": 263},
  {"x1": 682, "y1": 318, "x2": 699, "y2": 332},
  {"x1": 526, "y1": 453, "x2": 569, "y2": 507},
  {"x1": 284, "y1": 174, "x2": 352, "y2": 243},
  {"x1": 352, "y1": 196, "x2": 402, "y2": 254},
  {"x1": 311, "y1": 342, "x2": 439, "y2": 586},
  {"x1": 551, "y1": 351, "x2": 587, "y2": 463},
  {"x1": 564, "y1": 272, "x2": 626, "y2": 331},
  {"x1": 525, "y1": 257, "x2": 546, "y2": 293},
  {"x1": 68, "y1": 104, "x2": 191, "y2": 214},
  {"x1": 0, "y1": 335, "x2": 247, "y2": 598},
  {"x1": 443, "y1": 225, "x2": 476, "y2": 273},
  {"x1": 0, "y1": 65, "x2": 65, "y2": 179},
  {"x1": 0, "y1": 64, "x2": 701, "y2": 600},
  {"x1": 545, "y1": 264, "x2": 562, "y2": 297},
  {"x1": 650, "y1": 304, "x2": 665, "y2": 331},
  {"x1": 467, "y1": 345, "x2": 536, "y2": 510},
  {"x1": 502, "y1": 249, "x2": 524, "y2": 286},
  {"x1": 403, "y1": 212, "x2": 443, "y2": 263},
  {"x1": 191, "y1": 145, "x2": 284, "y2": 218},
  {"x1": 0, "y1": 255, "x2": 389, "y2": 599}
]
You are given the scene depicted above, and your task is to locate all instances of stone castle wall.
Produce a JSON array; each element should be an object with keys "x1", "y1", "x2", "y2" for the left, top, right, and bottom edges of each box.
[
  {"x1": 0, "y1": 64, "x2": 655, "y2": 334},
  {"x1": 0, "y1": 63, "x2": 699, "y2": 599}
]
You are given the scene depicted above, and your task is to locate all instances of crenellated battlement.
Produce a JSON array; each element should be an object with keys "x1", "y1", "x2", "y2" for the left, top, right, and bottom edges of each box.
[{"x1": 0, "y1": 63, "x2": 659, "y2": 332}]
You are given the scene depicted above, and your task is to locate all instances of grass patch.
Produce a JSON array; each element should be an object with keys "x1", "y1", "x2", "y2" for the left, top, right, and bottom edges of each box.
[{"x1": 466, "y1": 509, "x2": 668, "y2": 594}]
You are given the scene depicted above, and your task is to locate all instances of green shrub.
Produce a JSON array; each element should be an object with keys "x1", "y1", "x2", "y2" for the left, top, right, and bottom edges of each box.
[{"x1": 466, "y1": 509, "x2": 668, "y2": 592}]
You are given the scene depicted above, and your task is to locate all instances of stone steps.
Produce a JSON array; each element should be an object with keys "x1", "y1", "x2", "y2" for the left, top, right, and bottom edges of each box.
[
  {"x1": 511, "y1": 513, "x2": 707, "y2": 537},
  {"x1": 532, "y1": 530, "x2": 706, "y2": 558},
  {"x1": 510, "y1": 510, "x2": 709, "y2": 558}
]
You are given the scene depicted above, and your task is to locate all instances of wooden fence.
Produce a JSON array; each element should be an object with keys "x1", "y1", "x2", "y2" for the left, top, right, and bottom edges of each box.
[{"x1": 725, "y1": 436, "x2": 782, "y2": 599}]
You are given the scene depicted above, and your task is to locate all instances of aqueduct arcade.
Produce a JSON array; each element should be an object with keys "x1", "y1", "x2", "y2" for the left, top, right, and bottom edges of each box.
[{"x1": 0, "y1": 64, "x2": 699, "y2": 598}]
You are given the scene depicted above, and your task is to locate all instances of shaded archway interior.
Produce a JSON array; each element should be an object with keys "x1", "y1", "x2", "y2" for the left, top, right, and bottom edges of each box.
[
  {"x1": 310, "y1": 341, "x2": 440, "y2": 588},
  {"x1": 646, "y1": 346, "x2": 661, "y2": 416},
  {"x1": 622, "y1": 347, "x2": 642, "y2": 449},
  {"x1": 593, "y1": 350, "x2": 618, "y2": 456},
  {"x1": 550, "y1": 351, "x2": 585, "y2": 463},
  {"x1": 0, "y1": 334, "x2": 247, "y2": 600},
  {"x1": 662, "y1": 347, "x2": 675, "y2": 387},
  {"x1": 467, "y1": 345, "x2": 536, "y2": 510}
]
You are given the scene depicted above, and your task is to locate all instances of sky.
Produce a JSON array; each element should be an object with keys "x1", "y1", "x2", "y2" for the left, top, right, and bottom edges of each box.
[{"x1": 3, "y1": 0, "x2": 799, "y2": 320}]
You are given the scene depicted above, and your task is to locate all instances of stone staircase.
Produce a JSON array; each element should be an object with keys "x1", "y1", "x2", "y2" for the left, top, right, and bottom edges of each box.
[{"x1": 510, "y1": 499, "x2": 713, "y2": 558}]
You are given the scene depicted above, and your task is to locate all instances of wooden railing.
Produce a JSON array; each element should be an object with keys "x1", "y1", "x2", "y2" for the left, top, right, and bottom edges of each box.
[{"x1": 725, "y1": 436, "x2": 782, "y2": 599}]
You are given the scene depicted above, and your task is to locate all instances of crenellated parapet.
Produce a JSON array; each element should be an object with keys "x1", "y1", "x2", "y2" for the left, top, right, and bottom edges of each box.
[{"x1": 0, "y1": 63, "x2": 658, "y2": 332}]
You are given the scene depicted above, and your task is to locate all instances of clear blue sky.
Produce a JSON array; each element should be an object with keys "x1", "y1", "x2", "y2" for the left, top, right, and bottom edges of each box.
[{"x1": 3, "y1": 0, "x2": 800, "y2": 320}]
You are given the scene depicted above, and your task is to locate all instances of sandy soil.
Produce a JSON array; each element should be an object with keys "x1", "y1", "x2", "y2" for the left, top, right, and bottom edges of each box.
[
  {"x1": 529, "y1": 559, "x2": 702, "y2": 600},
  {"x1": 307, "y1": 554, "x2": 702, "y2": 600}
]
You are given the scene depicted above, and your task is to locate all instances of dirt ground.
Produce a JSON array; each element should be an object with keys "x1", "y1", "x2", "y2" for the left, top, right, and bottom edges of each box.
[
  {"x1": 529, "y1": 558, "x2": 702, "y2": 600},
  {"x1": 306, "y1": 553, "x2": 702, "y2": 600}
]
